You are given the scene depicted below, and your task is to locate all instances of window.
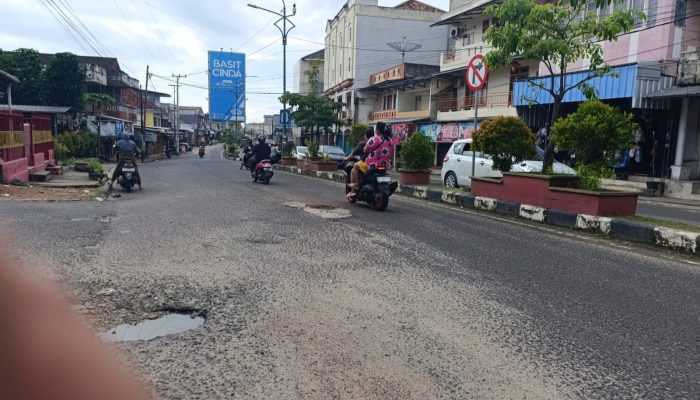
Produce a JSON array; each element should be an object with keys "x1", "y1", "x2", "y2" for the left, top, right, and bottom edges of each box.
[
  {"x1": 647, "y1": 0, "x2": 657, "y2": 27},
  {"x1": 453, "y1": 142, "x2": 465, "y2": 154},
  {"x1": 349, "y1": 26, "x2": 352, "y2": 42},
  {"x1": 482, "y1": 19, "x2": 490, "y2": 34},
  {"x1": 383, "y1": 94, "x2": 396, "y2": 110},
  {"x1": 462, "y1": 33, "x2": 474, "y2": 46},
  {"x1": 633, "y1": 0, "x2": 645, "y2": 27},
  {"x1": 675, "y1": 0, "x2": 686, "y2": 27},
  {"x1": 415, "y1": 95, "x2": 423, "y2": 111},
  {"x1": 348, "y1": 57, "x2": 351, "y2": 72}
]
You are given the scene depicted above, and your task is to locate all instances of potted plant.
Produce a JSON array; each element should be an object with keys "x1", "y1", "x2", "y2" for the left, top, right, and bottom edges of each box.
[
  {"x1": 308, "y1": 153, "x2": 338, "y2": 171},
  {"x1": 281, "y1": 141, "x2": 296, "y2": 165},
  {"x1": 298, "y1": 140, "x2": 320, "y2": 169},
  {"x1": 399, "y1": 132, "x2": 433, "y2": 185},
  {"x1": 87, "y1": 160, "x2": 104, "y2": 181},
  {"x1": 471, "y1": 102, "x2": 640, "y2": 216}
]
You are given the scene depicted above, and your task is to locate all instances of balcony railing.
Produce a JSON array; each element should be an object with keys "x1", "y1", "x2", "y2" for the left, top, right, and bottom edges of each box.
[
  {"x1": 438, "y1": 92, "x2": 512, "y2": 113},
  {"x1": 368, "y1": 109, "x2": 396, "y2": 122}
]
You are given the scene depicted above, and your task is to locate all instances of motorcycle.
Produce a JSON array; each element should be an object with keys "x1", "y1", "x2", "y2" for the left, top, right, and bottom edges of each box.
[
  {"x1": 165, "y1": 147, "x2": 172, "y2": 159},
  {"x1": 251, "y1": 159, "x2": 273, "y2": 184},
  {"x1": 241, "y1": 147, "x2": 253, "y2": 170},
  {"x1": 344, "y1": 162, "x2": 398, "y2": 211},
  {"x1": 118, "y1": 160, "x2": 141, "y2": 192},
  {"x1": 198, "y1": 146, "x2": 205, "y2": 158}
]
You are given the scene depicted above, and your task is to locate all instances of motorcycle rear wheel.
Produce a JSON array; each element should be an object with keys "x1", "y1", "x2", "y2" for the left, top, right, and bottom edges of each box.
[{"x1": 373, "y1": 194, "x2": 388, "y2": 211}]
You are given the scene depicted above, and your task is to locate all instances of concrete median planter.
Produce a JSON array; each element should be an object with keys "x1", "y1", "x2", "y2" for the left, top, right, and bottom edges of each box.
[
  {"x1": 308, "y1": 161, "x2": 338, "y2": 172},
  {"x1": 471, "y1": 173, "x2": 638, "y2": 217},
  {"x1": 281, "y1": 157, "x2": 296, "y2": 166},
  {"x1": 399, "y1": 169, "x2": 430, "y2": 185}
]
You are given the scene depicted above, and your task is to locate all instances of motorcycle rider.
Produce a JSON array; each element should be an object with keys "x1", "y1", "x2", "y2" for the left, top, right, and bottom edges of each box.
[
  {"x1": 347, "y1": 122, "x2": 393, "y2": 199},
  {"x1": 109, "y1": 133, "x2": 141, "y2": 190},
  {"x1": 345, "y1": 127, "x2": 375, "y2": 162},
  {"x1": 249, "y1": 136, "x2": 272, "y2": 171}
]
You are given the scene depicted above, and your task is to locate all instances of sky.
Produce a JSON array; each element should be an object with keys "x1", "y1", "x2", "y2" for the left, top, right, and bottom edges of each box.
[{"x1": 2, "y1": 0, "x2": 450, "y2": 123}]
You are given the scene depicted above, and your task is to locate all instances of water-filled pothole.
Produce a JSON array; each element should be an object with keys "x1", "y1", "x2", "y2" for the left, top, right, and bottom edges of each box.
[{"x1": 100, "y1": 313, "x2": 204, "y2": 342}]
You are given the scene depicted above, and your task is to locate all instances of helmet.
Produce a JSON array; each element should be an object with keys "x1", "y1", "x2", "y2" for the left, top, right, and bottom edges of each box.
[{"x1": 258, "y1": 136, "x2": 266, "y2": 144}]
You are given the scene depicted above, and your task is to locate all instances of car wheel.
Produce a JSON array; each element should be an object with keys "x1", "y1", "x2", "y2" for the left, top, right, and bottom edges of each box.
[{"x1": 444, "y1": 172, "x2": 458, "y2": 188}]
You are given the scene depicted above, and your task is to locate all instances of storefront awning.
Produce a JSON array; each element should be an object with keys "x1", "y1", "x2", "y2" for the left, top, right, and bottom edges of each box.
[
  {"x1": 644, "y1": 84, "x2": 700, "y2": 98},
  {"x1": 385, "y1": 117, "x2": 430, "y2": 124},
  {"x1": 513, "y1": 62, "x2": 675, "y2": 109}
]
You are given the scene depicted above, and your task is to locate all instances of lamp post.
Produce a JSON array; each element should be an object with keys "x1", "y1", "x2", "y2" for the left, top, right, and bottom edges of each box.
[{"x1": 247, "y1": 1, "x2": 296, "y2": 144}]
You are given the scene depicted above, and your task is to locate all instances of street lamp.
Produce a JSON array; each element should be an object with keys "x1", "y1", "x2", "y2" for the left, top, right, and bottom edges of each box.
[{"x1": 247, "y1": 1, "x2": 296, "y2": 144}]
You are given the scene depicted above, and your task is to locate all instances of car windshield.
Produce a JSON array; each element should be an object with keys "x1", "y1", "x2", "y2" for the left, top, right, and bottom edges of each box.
[{"x1": 296, "y1": 147, "x2": 307, "y2": 153}]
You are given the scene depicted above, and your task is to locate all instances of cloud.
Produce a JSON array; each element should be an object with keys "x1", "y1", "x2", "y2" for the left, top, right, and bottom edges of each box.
[{"x1": 3, "y1": 0, "x2": 450, "y2": 122}]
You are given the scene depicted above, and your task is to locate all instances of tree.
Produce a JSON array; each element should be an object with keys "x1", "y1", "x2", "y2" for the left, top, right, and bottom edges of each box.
[
  {"x1": 551, "y1": 99, "x2": 635, "y2": 166},
  {"x1": 84, "y1": 93, "x2": 115, "y2": 136},
  {"x1": 1, "y1": 48, "x2": 45, "y2": 105},
  {"x1": 472, "y1": 116, "x2": 536, "y2": 172},
  {"x1": 484, "y1": 0, "x2": 642, "y2": 172},
  {"x1": 279, "y1": 62, "x2": 342, "y2": 142},
  {"x1": 349, "y1": 123, "x2": 368, "y2": 148},
  {"x1": 45, "y1": 52, "x2": 84, "y2": 109}
]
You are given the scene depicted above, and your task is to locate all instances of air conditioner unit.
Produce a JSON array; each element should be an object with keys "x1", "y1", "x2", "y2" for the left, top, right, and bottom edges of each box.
[{"x1": 450, "y1": 27, "x2": 463, "y2": 39}]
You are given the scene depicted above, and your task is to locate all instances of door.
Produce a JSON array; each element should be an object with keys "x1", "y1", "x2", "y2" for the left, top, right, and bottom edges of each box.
[
  {"x1": 474, "y1": 151, "x2": 498, "y2": 178},
  {"x1": 450, "y1": 142, "x2": 471, "y2": 183}
]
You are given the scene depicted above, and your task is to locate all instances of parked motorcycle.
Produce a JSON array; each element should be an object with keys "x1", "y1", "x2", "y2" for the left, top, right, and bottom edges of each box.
[
  {"x1": 343, "y1": 162, "x2": 398, "y2": 211},
  {"x1": 118, "y1": 160, "x2": 141, "y2": 192},
  {"x1": 251, "y1": 159, "x2": 273, "y2": 184},
  {"x1": 198, "y1": 146, "x2": 205, "y2": 158},
  {"x1": 165, "y1": 147, "x2": 172, "y2": 159}
]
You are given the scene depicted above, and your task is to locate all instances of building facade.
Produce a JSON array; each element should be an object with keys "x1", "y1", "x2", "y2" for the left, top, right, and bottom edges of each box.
[{"x1": 323, "y1": 0, "x2": 448, "y2": 128}]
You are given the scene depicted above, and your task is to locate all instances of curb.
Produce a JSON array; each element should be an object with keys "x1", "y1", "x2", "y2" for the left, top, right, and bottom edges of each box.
[{"x1": 272, "y1": 165, "x2": 699, "y2": 254}]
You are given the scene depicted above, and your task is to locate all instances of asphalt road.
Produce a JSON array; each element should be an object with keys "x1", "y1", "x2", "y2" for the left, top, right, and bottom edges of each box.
[{"x1": 1, "y1": 145, "x2": 698, "y2": 399}]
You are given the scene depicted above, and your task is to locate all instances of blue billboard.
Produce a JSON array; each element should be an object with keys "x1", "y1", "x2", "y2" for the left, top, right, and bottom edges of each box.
[{"x1": 208, "y1": 51, "x2": 245, "y2": 122}]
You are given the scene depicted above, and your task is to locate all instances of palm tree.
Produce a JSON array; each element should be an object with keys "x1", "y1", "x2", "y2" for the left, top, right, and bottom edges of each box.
[{"x1": 84, "y1": 93, "x2": 115, "y2": 136}]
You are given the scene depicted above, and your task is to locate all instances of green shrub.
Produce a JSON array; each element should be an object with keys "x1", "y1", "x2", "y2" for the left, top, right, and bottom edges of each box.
[
  {"x1": 306, "y1": 140, "x2": 319, "y2": 158},
  {"x1": 54, "y1": 142, "x2": 70, "y2": 161},
  {"x1": 401, "y1": 133, "x2": 433, "y2": 171},
  {"x1": 227, "y1": 144, "x2": 238, "y2": 158},
  {"x1": 322, "y1": 153, "x2": 331, "y2": 162},
  {"x1": 552, "y1": 100, "x2": 636, "y2": 166},
  {"x1": 472, "y1": 116, "x2": 535, "y2": 172},
  {"x1": 87, "y1": 159, "x2": 103, "y2": 176},
  {"x1": 55, "y1": 131, "x2": 99, "y2": 158},
  {"x1": 576, "y1": 164, "x2": 612, "y2": 191}
]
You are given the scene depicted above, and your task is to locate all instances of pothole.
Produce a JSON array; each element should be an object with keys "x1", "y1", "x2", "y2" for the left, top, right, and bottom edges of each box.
[
  {"x1": 100, "y1": 312, "x2": 205, "y2": 342},
  {"x1": 307, "y1": 204, "x2": 335, "y2": 210},
  {"x1": 284, "y1": 201, "x2": 351, "y2": 219}
]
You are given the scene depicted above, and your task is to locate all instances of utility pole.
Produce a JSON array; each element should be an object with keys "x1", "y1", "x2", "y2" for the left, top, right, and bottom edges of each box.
[
  {"x1": 140, "y1": 65, "x2": 149, "y2": 162},
  {"x1": 172, "y1": 73, "x2": 187, "y2": 154},
  {"x1": 248, "y1": 1, "x2": 296, "y2": 144},
  {"x1": 168, "y1": 84, "x2": 177, "y2": 150}
]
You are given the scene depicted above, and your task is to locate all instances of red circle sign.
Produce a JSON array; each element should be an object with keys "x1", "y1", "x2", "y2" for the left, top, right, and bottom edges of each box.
[{"x1": 466, "y1": 54, "x2": 488, "y2": 91}]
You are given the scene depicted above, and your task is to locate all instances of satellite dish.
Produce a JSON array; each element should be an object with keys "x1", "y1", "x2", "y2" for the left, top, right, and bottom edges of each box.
[{"x1": 387, "y1": 36, "x2": 422, "y2": 64}]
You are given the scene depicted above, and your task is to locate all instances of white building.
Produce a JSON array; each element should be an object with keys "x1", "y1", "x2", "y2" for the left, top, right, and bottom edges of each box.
[
  {"x1": 324, "y1": 0, "x2": 448, "y2": 127},
  {"x1": 293, "y1": 49, "x2": 325, "y2": 95}
]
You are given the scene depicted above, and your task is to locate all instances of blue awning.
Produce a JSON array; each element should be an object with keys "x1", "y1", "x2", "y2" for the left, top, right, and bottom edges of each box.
[{"x1": 513, "y1": 64, "x2": 638, "y2": 106}]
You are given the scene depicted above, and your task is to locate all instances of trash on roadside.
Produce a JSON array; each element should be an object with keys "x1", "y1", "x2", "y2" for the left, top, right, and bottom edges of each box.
[
  {"x1": 96, "y1": 288, "x2": 116, "y2": 296},
  {"x1": 112, "y1": 193, "x2": 121, "y2": 198},
  {"x1": 95, "y1": 197, "x2": 104, "y2": 202}
]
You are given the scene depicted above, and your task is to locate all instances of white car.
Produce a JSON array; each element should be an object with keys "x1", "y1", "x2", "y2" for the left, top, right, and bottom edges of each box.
[
  {"x1": 292, "y1": 146, "x2": 308, "y2": 160},
  {"x1": 440, "y1": 139, "x2": 576, "y2": 187}
]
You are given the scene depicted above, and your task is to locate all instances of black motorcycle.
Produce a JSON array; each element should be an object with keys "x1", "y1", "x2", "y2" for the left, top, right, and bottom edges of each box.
[
  {"x1": 165, "y1": 146, "x2": 172, "y2": 159},
  {"x1": 118, "y1": 160, "x2": 141, "y2": 192},
  {"x1": 344, "y1": 162, "x2": 398, "y2": 211},
  {"x1": 241, "y1": 147, "x2": 253, "y2": 170}
]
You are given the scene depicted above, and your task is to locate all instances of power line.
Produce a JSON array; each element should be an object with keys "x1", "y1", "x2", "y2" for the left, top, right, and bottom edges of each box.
[{"x1": 36, "y1": 0, "x2": 90, "y2": 54}]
